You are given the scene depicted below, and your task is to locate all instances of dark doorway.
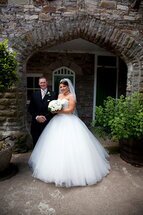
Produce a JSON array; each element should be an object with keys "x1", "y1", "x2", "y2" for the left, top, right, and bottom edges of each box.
[{"x1": 96, "y1": 56, "x2": 127, "y2": 106}]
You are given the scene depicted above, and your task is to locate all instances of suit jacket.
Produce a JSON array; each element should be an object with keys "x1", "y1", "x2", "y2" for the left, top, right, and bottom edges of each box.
[{"x1": 28, "y1": 89, "x2": 57, "y2": 124}]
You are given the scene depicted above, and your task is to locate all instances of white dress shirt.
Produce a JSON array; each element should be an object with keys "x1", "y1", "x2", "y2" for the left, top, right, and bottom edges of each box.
[{"x1": 41, "y1": 89, "x2": 47, "y2": 99}]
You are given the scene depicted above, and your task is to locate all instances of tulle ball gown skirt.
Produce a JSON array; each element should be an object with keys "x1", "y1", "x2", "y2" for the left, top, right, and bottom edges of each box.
[{"x1": 28, "y1": 114, "x2": 111, "y2": 187}]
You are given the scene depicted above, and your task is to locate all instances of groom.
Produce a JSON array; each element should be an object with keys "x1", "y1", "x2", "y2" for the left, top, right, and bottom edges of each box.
[{"x1": 28, "y1": 76, "x2": 57, "y2": 147}]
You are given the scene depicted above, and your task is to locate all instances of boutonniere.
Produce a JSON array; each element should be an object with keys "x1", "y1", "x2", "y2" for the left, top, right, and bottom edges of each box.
[
  {"x1": 46, "y1": 91, "x2": 51, "y2": 96},
  {"x1": 46, "y1": 91, "x2": 52, "y2": 102}
]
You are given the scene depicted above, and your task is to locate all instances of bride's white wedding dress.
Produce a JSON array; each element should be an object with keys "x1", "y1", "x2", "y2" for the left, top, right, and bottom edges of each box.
[{"x1": 28, "y1": 99, "x2": 110, "y2": 187}]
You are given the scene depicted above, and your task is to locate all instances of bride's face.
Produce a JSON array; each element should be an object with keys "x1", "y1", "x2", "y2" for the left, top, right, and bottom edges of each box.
[{"x1": 59, "y1": 83, "x2": 69, "y2": 94}]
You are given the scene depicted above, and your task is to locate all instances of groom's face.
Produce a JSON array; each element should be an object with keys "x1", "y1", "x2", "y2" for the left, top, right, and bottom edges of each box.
[{"x1": 39, "y1": 78, "x2": 48, "y2": 90}]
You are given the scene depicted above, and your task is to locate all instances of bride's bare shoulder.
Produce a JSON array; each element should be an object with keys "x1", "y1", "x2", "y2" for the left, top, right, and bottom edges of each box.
[
  {"x1": 68, "y1": 93, "x2": 75, "y2": 100},
  {"x1": 58, "y1": 93, "x2": 63, "y2": 99}
]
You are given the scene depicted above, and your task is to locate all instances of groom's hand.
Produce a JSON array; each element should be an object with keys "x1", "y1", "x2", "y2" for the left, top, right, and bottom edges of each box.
[{"x1": 36, "y1": 115, "x2": 47, "y2": 123}]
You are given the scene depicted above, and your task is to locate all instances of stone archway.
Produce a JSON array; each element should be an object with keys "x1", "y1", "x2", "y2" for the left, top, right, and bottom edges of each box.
[
  {"x1": 12, "y1": 14, "x2": 143, "y2": 92},
  {"x1": 1, "y1": 14, "x2": 143, "y2": 141}
]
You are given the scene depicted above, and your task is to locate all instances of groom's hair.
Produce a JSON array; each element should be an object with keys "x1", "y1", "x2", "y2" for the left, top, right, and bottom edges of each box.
[{"x1": 39, "y1": 76, "x2": 48, "y2": 82}]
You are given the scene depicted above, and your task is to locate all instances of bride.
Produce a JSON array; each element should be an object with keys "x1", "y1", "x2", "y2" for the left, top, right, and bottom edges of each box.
[{"x1": 28, "y1": 78, "x2": 111, "y2": 187}]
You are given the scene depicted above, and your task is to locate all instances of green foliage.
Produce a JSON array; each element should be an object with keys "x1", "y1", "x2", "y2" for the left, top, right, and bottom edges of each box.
[
  {"x1": 94, "y1": 96, "x2": 116, "y2": 133},
  {"x1": 93, "y1": 92, "x2": 143, "y2": 141},
  {"x1": 0, "y1": 39, "x2": 18, "y2": 92}
]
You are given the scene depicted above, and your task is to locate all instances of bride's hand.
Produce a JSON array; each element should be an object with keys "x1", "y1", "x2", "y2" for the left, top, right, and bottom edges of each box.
[
  {"x1": 52, "y1": 109, "x2": 63, "y2": 114},
  {"x1": 51, "y1": 111, "x2": 59, "y2": 114}
]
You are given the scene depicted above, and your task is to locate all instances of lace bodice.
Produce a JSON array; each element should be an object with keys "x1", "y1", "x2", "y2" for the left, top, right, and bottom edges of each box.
[
  {"x1": 58, "y1": 98, "x2": 68, "y2": 109},
  {"x1": 58, "y1": 98, "x2": 77, "y2": 115}
]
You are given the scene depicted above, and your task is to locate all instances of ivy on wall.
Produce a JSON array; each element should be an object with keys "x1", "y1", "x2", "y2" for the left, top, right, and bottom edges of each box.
[{"x1": 0, "y1": 39, "x2": 18, "y2": 92}]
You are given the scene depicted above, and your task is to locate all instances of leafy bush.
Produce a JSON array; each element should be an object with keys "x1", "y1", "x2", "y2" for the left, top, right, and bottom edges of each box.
[
  {"x1": 93, "y1": 92, "x2": 143, "y2": 141},
  {"x1": 0, "y1": 39, "x2": 18, "y2": 92}
]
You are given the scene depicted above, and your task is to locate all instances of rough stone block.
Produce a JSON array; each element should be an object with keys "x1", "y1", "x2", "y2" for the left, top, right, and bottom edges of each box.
[{"x1": 100, "y1": 0, "x2": 116, "y2": 9}]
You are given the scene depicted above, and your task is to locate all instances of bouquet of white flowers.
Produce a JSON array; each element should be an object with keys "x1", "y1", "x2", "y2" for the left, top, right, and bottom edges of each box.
[{"x1": 48, "y1": 100, "x2": 63, "y2": 112}]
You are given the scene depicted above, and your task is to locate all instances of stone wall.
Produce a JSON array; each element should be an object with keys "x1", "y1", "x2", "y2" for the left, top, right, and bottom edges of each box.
[{"x1": 0, "y1": 0, "x2": 143, "y2": 142}]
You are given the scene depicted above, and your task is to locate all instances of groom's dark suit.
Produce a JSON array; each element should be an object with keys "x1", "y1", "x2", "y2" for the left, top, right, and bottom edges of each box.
[{"x1": 28, "y1": 90, "x2": 57, "y2": 147}]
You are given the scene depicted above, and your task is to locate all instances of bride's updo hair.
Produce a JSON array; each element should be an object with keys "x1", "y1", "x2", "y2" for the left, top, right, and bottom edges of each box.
[
  {"x1": 60, "y1": 78, "x2": 77, "y2": 115},
  {"x1": 60, "y1": 79, "x2": 69, "y2": 86},
  {"x1": 59, "y1": 78, "x2": 76, "y2": 102}
]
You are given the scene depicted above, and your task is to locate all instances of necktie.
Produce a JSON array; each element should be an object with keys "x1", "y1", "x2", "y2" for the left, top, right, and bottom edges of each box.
[{"x1": 41, "y1": 90, "x2": 46, "y2": 99}]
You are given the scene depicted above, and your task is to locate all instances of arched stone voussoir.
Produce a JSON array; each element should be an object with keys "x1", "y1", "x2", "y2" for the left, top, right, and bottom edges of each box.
[{"x1": 10, "y1": 14, "x2": 143, "y2": 68}]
